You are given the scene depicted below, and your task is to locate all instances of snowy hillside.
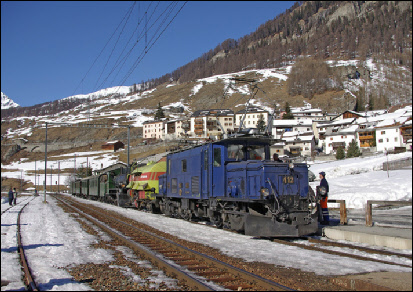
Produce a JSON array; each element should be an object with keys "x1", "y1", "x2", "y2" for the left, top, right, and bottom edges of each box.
[{"x1": 1, "y1": 92, "x2": 20, "y2": 109}]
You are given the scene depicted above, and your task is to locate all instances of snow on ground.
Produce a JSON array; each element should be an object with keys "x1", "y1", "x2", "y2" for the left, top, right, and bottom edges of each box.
[
  {"x1": 1, "y1": 190, "x2": 411, "y2": 291},
  {"x1": 1, "y1": 196, "x2": 180, "y2": 291},
  {"x1": 308, "y1": 151, "x2": 412, "y2": 208}
]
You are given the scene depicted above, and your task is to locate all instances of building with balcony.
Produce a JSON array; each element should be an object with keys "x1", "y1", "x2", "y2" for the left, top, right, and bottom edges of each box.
[{"x1": 190, "y1": 109, "x2": 234, "y2": 138}]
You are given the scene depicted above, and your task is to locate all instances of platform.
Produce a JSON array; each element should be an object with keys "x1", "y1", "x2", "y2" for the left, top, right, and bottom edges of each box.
[{"x1": 320, "y1": 220, "x2": 412, "y2": 250}]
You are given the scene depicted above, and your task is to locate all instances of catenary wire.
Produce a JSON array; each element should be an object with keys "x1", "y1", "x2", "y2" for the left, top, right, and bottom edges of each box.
[{"x1": 71, "y1": 1, "x2": 137, "y2": 97}]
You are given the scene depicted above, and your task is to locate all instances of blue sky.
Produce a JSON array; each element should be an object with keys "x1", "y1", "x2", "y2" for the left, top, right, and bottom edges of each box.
[{"x1": 1, "y1": 1, "x2": 295, "y2": 107}]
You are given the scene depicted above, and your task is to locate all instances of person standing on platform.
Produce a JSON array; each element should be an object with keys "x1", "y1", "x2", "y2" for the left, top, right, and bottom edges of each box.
[
  {"x1": 13, "y1": 188, "x2": 17, "y2": 205},
  {"x1": 319, "y1": 171, "x2": 330, "y2": 225},
  {"x1": 8, "y1": 188, "x2": 14, "y2": 206}
]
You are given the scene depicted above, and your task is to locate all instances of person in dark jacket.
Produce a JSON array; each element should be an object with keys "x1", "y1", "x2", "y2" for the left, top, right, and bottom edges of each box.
[
  {"x1": 13, "y1": 188, "x2": 17, "y2": 205},
  {"x1": 8, "y1": 188, "x2": 14, "y2": 206},
  {"x1": 318, "y1": 171, "x2": 330, "y2": 224},
  {"x1": 273, "y1": 153, "x2": 283, "y2": 162}
]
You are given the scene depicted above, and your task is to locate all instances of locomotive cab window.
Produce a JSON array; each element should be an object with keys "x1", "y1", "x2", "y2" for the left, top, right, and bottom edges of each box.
[
  {"x1": 213, "y1": 148, "x2": 221, "y2": 167},
  {"x1": 228, "y1": 144, "x2": 244, "y2": 161},
  {"x1": 181, "y1": 159, "x2": 187, "y2": 172},
  {"x1": 247, "y1": 145, "x2": 265, "y2": 160}
]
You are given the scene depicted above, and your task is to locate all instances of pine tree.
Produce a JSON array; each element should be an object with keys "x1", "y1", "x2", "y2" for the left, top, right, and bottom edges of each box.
[
  {"x1": 154, "y1": 102, "x2": 165, "y2": 121},
  {"x1": 256, "y1": 114, "x2": 266, "y2": 133},
  {"x1": 346, "y1": 139, "x2": 361, "y2": 158},
  {"x1": 336, "y1": 146, "x2": 345, "y2": 160},
  {"x1": 282, "y1": 102, "x2": 294, "y2": 119}
]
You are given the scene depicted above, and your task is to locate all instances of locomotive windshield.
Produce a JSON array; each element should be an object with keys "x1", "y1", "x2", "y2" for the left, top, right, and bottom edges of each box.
[
  {"x1": 225, "y1": 139, "x2": 269, "y2": 161},
  {"x1": 228, "y1": 144, "x2": 244, "y2": 161},
  {"x1": 246, "y1": 145, "x2": 265, "y2": 160}
]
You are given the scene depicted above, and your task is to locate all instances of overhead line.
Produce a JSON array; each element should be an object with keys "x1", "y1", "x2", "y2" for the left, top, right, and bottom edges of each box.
[
  {"x1": 93, "y1": 1, "x2": 137, "y2": 91},
  {"x1": 118, "y1": 1, "x2": 187, "y2": 90},
  {"x1": 96, "y1": 1, "x2": 162, "y2": 90},
  {"x1": 71, "y1": 1, "x2": 137, "y2": 97},
  {"x1": 108, "y1": 1, "x2": 180, "y2": 89}
]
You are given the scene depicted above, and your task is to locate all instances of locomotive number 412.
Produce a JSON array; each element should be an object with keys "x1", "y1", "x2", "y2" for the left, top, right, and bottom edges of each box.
[{"x1": 282, "y1": 176, "x2": 294, "y2": 184}]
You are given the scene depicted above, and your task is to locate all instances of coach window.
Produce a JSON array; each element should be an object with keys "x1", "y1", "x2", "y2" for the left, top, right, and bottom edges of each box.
[
  {"x1": 182, "y1": 159, "x2": 187, "y2": 172},
  {"x1": 213, "y1": 148, "x2": 221, "y2": 167}
]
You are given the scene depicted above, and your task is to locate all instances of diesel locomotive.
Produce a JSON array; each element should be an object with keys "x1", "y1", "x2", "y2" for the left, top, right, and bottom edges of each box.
[{"x1": 71, "y1": 135, "x2": 319, "y2": 237}]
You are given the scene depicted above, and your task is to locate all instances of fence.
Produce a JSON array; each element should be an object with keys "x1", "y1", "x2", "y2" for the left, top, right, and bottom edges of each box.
[
  {"x1": 383, "y1": 157, "x2": 412, "y2": 171},
  {"x1": 327, "y1": 199, "x2": 348, "y2": 225},
  {"x1": 366, "y1": 200, "x2": 412, "y2": 226}
]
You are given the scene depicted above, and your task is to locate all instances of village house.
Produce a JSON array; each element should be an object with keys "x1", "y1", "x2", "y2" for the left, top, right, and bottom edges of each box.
[
  {"x1": 164, "y1": 119, "x2": 189, "y2": 140},
  {"x1": 400, "y1": 118, "x2": 412, "y2": 150},
  {"x1": 324, "y1": 124, "x2": 358, "y2": 155},
  {"x1": 291, "y1": 107, "x2": 325, "y2": 122},
  {"x1": 317, "y1": 118, "x2": 356, "y2": 151},
  {"x1": 101, "y1": 140, "x2": 125, "y2": 152},
  {"x1": 143, "y1": 120, "x2": 164, "y2": 139},
  {"x1": 272, "y1": 119, "x2": 313, "y2": 139},
  {"x1": 234, "y1": 107, "x2": 269, "y2": 131},
  {"x1": 356, "y1": 123, "x2": 376, "y2": 149},
  {"x1": 282, "y1": 131, "x2": 315, "y2": 157},
  {"x1": 190, "y1": 109, "x2": 234, "y2": 139},
  {"x1": 375, "y1": 121, "x2": 406, "y2": 153},
  {"x1": 332, "y1": 110, "x2": 366, "y2": 121}
]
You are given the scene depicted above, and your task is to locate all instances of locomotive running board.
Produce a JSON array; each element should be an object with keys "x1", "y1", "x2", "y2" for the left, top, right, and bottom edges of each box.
[{"x1": 244, "y1": 214, "x2": 318, "y2": 237}]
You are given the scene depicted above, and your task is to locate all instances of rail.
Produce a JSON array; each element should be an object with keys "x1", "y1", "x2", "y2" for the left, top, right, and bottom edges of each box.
[
  {"x1": 17, "y1": 199, "x2": 38, "y2": 291},
  {"x1": 327, "y1": 199, "x2": 347, "y2": 225},
  {"x1": 366, "y1": 200, "x2": 412, "y2": 226}
]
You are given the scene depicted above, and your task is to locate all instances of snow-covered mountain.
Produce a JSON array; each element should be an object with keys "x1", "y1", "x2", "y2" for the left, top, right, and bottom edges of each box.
[{"x1": 1, "y1": 92, "x2": 20, "y2": 110}]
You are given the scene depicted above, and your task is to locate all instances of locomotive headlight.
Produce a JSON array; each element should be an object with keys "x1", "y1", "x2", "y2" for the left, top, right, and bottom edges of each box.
[{"x1": 289, "y1": 162, "x2": 294, "y2": 169}]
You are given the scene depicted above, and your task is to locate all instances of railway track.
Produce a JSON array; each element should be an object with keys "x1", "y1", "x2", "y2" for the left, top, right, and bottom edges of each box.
[
  {"x1": 1, "y1": 197, "x2": 39, "y2": 291},
  {"x1": 54, "y1": 194, "x2": 294, "y2": 291}
]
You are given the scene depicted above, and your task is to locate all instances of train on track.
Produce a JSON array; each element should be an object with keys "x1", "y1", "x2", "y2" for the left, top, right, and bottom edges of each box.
[{"x1": 71, "y1": 135, "x2": 319, "y2": 237}]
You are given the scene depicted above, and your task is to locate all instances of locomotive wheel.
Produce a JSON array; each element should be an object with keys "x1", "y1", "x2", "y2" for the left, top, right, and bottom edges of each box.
[{"x1": 229, "y1": 214, "x2": 246, "y2": 232}]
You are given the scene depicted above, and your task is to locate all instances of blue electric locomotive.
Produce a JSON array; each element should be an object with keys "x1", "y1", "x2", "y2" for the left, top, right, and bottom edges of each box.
[{"x1": 158, "y1": 136, "x2": 318, "y2": 237}]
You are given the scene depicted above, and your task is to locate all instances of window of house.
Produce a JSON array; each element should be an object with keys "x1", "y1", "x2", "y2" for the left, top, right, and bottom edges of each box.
[
  {"x1": 386, "y1": 138, "x2": 389, "y2": 142},
  {"x1": 395, "y1": 137, "x2": 398, "y2": 142},
  {"x1": 379, "y1": 139, "x2": 383, "y2": 143},
  {"x1": 330, "y1": 138, "x2": 333, "y2": 141},
  {"x1": 381, "y1": 131, "x2": 385, "y2": 134}
]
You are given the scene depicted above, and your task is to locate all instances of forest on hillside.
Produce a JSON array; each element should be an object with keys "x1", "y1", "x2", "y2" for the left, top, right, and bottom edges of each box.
[{"x1": 143, "y1": 1, "x2": 411, "y2": 90}]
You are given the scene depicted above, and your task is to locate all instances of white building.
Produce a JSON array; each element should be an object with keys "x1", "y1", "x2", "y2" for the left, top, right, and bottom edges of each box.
[
  {"x1": 235, "y1": 107, "x2": 269, "y2": 131},
  {"x1": 375, "y1": 122, "x2": 405, "y2": 153},
  {"x1": 272, "y1": 119, "x2": 313, "y2": 139},
  {"x1": 143, "y1": 120, "x2": 164, "y2": 139},
  {"x1": 324, "y1": 125, "x2": 359, "y2": 155},
  {"x1": 282, "y1": 131, "x2": 315, "y2": 157},
  {"x1": 291, "y1": 107, "x2": 325, "y2": 122}
]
